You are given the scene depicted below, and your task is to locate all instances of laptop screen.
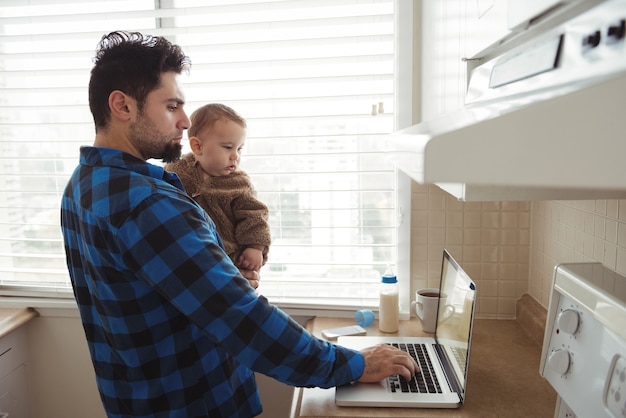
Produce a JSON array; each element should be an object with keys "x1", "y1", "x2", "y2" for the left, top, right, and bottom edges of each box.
[{"x1": 434, "y1": 250, "x2": 477, "y2": 391}]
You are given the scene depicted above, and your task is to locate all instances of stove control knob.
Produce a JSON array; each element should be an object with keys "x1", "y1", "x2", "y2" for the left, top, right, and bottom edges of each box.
[
  {"x1": 548, "y1": 349, "x2": 571, "y2": 375},
  {"x1": 557, "y1": 309, "x2": 580, "y2": 335}
]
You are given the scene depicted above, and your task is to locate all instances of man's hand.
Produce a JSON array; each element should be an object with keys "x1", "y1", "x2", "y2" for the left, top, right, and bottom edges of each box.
[
  {"x1": 239, "y1": 267, "x2": 260, "y2": 290},
  {"x1": 357, "y1": 344, "x2": 419, "y2": 382}
]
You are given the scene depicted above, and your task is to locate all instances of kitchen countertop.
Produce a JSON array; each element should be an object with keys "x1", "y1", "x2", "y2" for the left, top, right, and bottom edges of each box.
[
  {"x1": 290, "y1": 316, "x2": 557, "y2": 418},
  {"x1": 0, "y1": 308, "x2": 38, "y2": 338}
]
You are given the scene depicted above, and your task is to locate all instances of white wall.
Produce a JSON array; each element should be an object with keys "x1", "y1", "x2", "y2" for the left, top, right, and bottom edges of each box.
[{"x1": 25, "y1": 316, "x2": 105, "y2": 418}]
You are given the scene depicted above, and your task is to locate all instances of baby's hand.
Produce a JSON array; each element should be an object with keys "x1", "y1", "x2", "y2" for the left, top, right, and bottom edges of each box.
[{"x1": 237, "y1": 248, "x2": 263, "y2": 271}]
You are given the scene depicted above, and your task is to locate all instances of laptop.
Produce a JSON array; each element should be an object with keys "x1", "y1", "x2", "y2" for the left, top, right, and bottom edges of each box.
[{"x1": 335, "y1": 249, "x2": 477, "y2": 408}]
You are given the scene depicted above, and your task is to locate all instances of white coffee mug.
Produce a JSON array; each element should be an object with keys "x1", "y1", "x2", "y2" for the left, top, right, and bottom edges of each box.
[{"x1": 411, "y1": 288, "x2": 455, "y2": 333}]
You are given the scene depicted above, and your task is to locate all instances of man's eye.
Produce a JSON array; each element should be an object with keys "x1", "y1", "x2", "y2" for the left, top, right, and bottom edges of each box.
[{"x1": 168, "y1": 105, "x2": 178, "y2": 111}]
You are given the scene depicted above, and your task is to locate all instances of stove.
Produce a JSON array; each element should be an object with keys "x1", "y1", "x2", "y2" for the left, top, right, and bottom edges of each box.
[{"x1": 540, "y1": 263, "x2": 626, "y2": 418}]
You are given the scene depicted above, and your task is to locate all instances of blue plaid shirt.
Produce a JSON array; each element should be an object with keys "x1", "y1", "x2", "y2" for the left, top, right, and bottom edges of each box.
[{"x1": 61, "y1": 147, "x2": 364, "y2": 418}]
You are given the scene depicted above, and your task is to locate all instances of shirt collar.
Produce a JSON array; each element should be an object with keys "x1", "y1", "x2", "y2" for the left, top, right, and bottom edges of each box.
[{"x1": 79, "y1": 146, "x2": 184, "y2": 190}]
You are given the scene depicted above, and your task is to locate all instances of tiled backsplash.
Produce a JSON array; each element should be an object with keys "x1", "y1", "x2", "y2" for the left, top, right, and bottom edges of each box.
[
  {"x1": 410, "y1": 184, "x2": 530, "y2": 319},
  {"x1": 410, "y1": 183, "x2": 626, "y2": 318},
  {"x1": 529, "y1": 199, "x2": 626, "y2": 307}
]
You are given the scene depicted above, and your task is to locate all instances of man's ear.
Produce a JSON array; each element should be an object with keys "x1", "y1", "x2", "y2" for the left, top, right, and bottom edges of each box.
[
  {"x1": 108, "y1": 90, "x2": 132, "y2": 122},
  {"x1": 189, "y1": 136, "x2": 203, "y2": 154}
]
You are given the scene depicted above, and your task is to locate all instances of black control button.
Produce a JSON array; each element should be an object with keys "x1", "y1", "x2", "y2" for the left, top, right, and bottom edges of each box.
[
  {"x1": 607, "y1": 19, "x2": 626, "y2": 43},
  {"x1": 583, "y1": 30, "x2": 602, "y2": 48}
]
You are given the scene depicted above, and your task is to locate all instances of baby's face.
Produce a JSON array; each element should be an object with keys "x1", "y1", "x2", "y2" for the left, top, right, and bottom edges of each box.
[{"x1": 194, "y1": 119, "x2": 246, "y2": 177}]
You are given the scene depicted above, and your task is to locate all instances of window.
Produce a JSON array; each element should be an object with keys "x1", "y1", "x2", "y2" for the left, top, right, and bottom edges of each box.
[{"x1": 0, "y1": 0, "x2": 412, "y2": 311}]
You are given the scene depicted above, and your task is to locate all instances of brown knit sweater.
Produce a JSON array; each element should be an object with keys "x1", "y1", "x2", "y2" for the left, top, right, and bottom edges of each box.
[{"x1": 165, "y1": 153, "x2": 271, "y2": 265}]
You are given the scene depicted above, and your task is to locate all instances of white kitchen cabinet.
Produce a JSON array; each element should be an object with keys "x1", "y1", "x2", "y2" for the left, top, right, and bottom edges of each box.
[
  {"x1": 0, "y1": 326, "x2": 31, "y2": 418},
  {"x1": 411, "y1": 1, "x2": 626, "y2": 201}
]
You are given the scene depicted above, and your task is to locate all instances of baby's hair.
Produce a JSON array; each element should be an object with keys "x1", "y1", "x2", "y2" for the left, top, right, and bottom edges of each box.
[{"x1": 189, "y1": 103, "x2": 246, "y2": 138}]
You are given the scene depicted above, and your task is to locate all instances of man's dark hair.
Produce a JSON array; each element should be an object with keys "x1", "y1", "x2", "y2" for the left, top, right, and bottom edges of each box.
[{"x1": 88, "y1": 31, "x2": 191, "y2": 131}]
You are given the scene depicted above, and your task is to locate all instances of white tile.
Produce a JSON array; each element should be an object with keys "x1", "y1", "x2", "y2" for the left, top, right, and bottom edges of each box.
[
  {"x1": 464, "y1": 211, "x2": 482, "y2": 228},
  {"x1": 500, "y1": 229, "x2": 518, "y2": 246},
  {"x1": 501, "y1": 212, "x2": 519, "y2": 228},
  {"x1": 481, "y1": 246, "x2": 499, "y2": 263},
  {"x1": 412, "y1": 228, "x2": 428, "y2": 244},
  {"x1": 519, "y1": 229, "x2": 530, "y2": 246},
  {"x1": 463, "y1": 246, "x2": 481, "y2": 262},
  {"x1": 482, "y1": 212, "x2": 500, "y2": 228},
  {"x1": 519, "y1": 212, "x2": 530, "y2": 228},
  {"x1": 411, "y1": 192, "x2": 429, "y2": 210},
  {"x1": 606, "y1": 219, "x2": 618, "y2": 244},
  {"x1": 411, "y1": 243, "x2": 428, "y2": 262},
  {"x1": 618, "y1": 222, "x2": 626, "y2": 248},
  {"x1": 594, "y1": 215, "x2": 606, "y2": 239},
  {"x1": 428, "y1": 192, "x2": 446, "y2": 211},
  {"x1": 607, "y1": 200, "x2": 619, "y2": 220},
  {"x1": 584, "y1": 212, "x2": 595, "y2": 234},
  {"x1": 428, "y1": 227, "x2": 445, "y2": 244},
  {"x1": 446, "y1": 210, "x2": 463, "y2": 227},
  {"x1": 413, "y1": 210, "x2": 429, "y2": 227},
  {"x1": 605, "y1": 244, "x2": 617, "y2": 271},
  {"x1": 619, "y1": 200, "x2": 626, "y2": 222},
  {"x1": 481, "y1": 261, "x2": 499, "y2": 278},
  {"x1": 482, "y1": 229, "x2": 499, "y2": 245},
  {"x1": 479, "y1": 297, "x2": 498, "y2": 315},
  {"x1": 463, "y1": 229, "x2": 482, "y2": 245},
  {"x1": 480, "y1": 281, "x2": 498, "y2": 297},
  {"x1": 429, "y1": 210, "x2": 446, "y2": 227},
  {"x1": 482, "y1": 202, "x2": 500, "y2": 211},
  {"x1": 498, "y1": 298, "x2": 517, "y2": 318},
  {"x1": 501, "y1": 201, "x2": 518, "y2": 211},
  {"x1": 445, "y1": 228, "x2": 463, "y2": 245},
  {"x1": 498, "y1": 263, "x2": 518, "y2": 280},
  {"x1": 500, "y1": 246, "x2": 518, "y2": 263},
  {"x1": 617, "y1": 247, "x2": 626, "y2": 276}
]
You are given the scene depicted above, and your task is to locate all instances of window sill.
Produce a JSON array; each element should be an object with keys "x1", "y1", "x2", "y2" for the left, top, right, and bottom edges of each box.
[
  {"x1": 0, "y1": 293, "x2": 378, "y2": 321},
  {"x1": 0, "y1": 283, "x2": 410, "y2": 321},
  {"x1": 0, "y1": 295, "x2": 79, "y2": 317}
]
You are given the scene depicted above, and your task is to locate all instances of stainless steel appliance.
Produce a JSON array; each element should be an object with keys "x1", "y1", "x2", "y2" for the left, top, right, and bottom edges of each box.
[
  {"x1": 386, "y1": 0, "x2": 626, "y2": 201},
  {"x1": 540, "y1": 263, "x2": 626, "y2": 418}
]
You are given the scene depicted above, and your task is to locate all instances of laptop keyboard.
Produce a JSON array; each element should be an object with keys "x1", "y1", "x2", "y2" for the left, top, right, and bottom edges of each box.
[{"x1": 388, "y1": 343, "x2": 442, "y2": 394}]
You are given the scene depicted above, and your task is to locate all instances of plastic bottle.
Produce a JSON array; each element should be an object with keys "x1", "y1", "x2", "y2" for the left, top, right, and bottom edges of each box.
[{"x1": 378, "y1": 266, "x2": 399, "y2": 333}]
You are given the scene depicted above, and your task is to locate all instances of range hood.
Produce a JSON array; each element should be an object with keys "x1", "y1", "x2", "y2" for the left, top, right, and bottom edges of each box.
[{"x1": 387, "y1": 0, "x2": 626, "y2": 201}]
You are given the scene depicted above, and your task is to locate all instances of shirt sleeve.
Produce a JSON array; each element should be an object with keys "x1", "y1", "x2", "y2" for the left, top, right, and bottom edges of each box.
[{"x1": 116, "y1": 186, "x2": 364, "y2": 388}]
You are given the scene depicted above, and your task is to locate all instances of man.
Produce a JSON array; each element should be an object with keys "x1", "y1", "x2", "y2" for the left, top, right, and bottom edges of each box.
[{"x1": 61, "y1": 31, "x2": 418, "y2": 418}]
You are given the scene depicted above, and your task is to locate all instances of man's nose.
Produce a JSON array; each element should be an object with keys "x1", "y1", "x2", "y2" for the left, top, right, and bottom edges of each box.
[{"x1": 178, "y1": 112, "x2": 190, "y2": 130}]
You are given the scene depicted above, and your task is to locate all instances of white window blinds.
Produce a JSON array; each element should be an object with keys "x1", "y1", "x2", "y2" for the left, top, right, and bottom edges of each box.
[{"x1": 0, "y1": 0, "x2": 403, "y2": 309}]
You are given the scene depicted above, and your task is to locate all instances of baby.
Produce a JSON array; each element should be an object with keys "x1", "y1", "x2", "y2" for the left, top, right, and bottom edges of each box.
[{"x1": 165, "y1": 103, "x2": 270, "y2": 271}]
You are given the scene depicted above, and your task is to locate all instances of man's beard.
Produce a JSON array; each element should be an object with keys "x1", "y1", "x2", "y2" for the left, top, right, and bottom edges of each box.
[
  {"x1": 161, "y1": 142, "x2": 182, "y2": 163},
  {"x1": 129, "y1": 112, "x2": 182, "y2": 163}
]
